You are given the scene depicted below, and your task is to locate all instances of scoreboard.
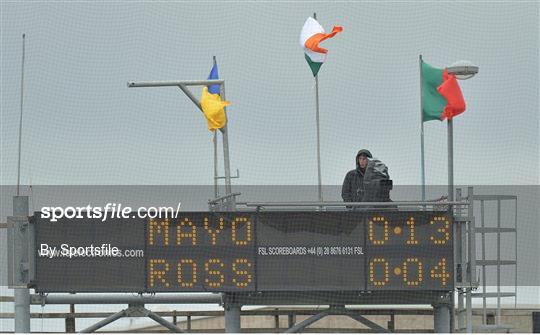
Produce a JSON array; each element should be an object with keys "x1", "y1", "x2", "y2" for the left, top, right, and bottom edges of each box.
[{"x1": 33, "y1": 211, "x2": 453, "y2": 293}]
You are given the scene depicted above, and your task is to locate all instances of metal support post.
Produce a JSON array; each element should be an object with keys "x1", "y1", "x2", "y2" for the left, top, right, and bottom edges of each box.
[
  {"x1": 13, "y1": 195, "x2": 30, "y2": 333},
  {"x1": 14, "y1": 290, "x2": 30, "y2": 333},
  {"x1": 433, "y1": 303, "x2": 451, "y2": 333},
  {"x1": 455, "y1": 187, "x2": 465, "y2": 332},
  {"x1": 224, "y1": 302, "x2": 241, "y2": 333},
  {"x1": 481, "y1": 199, "x2": 487, "y2": 325},
  {"x1": 388, "y1": 314, "x2": 395, "y2": 332},
  {"x1": 288, "y1": 313, "x2": 296, "y2": 328},
  {"x1": 65, "y1": 315, "x2": 76, "y2": 333},
  {"x1": 496, "y1": 198, "x2": 502, "y2": 325},
  {"x1": 466, "y1": 186, "x2": 476, "y2": 333},
  {"x1": 219, "y1": 84, "x2": 234, "y2": 211},
  {"x1": 65, "y1": 304, "x2": 76, "y2": 333}
]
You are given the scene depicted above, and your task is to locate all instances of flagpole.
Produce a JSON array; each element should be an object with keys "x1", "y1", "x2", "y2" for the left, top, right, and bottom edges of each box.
[
  {"x1": 17, "y1": 34, "x2": 26, "y2": 196},
  {"x1": 419, "y1": 55, "x2": 426, "y2": 202},
  {"x1": 216, "y1": 57, "x2": 233, "y2": 208},
  {"x1": 313, "y1": 12, "x2": 323, "y2": 203},
  {"x1": 213, "y1": 131, "x2": 218, "y2": 198},
  {"x1": 212, "y1": 56, "x2": 219, "y2": 199},
  {"x1": 448, "y1": 118, "x2": 454, "y2": 202},
  {"x1": 15, "y1": 33, "x2": 31, "y2": 334}
]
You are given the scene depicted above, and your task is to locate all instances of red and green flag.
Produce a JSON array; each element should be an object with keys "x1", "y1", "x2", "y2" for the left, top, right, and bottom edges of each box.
[{"x1": 421, "y1": 60, "x2": 466, "y2": 122}]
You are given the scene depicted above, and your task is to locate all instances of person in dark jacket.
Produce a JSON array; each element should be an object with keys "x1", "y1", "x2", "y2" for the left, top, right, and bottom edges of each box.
[{"x1": 341, "y1": 149, "x2": 373, "y2": 202}]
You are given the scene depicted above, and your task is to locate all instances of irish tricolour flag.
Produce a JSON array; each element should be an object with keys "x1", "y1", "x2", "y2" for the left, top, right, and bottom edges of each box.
[{"x1": 300, "y1": 17, "x2": 343, "y2": 76}]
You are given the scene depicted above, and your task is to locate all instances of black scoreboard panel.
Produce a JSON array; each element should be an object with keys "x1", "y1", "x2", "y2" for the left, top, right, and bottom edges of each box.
[
  {"x1": 146, "y1": 213, "x2": 255, "y2": 291},
  {"x1": 365, "y1": 212, "x2": 453, "y2": 290},
  {"x1": 33, "y1": 211, "x2": 453, "y2": 293},
  {"x1": 256, "y1": 212, "x2": 365, "y2": 291},
  {"x1": 34, "y1": 217, "x2": 146, "y2": 292}
]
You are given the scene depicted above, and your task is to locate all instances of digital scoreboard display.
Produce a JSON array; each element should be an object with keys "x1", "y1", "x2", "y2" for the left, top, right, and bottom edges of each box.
[
  {"x1": 146, "y1": 213, "x2": 256, "y2": 291},
  {"x1": 33, "y1": 211, "x2": 453, "y2": 292}
]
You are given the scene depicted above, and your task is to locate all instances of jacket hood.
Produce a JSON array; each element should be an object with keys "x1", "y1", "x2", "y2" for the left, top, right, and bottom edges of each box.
[{"x1": 356, "y1": 149, "x2": 372, "y2": 169}]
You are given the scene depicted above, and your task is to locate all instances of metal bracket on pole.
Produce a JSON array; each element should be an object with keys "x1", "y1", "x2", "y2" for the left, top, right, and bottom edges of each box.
[
  {"x1": 128, "y1": 79, "x2": 225, "y2": 88},
  {"x1": 7, "y1": 216, "x2": 30, "y2": 287}
]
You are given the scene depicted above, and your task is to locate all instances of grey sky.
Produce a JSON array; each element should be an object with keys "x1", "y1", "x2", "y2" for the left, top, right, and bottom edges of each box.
[{"x1": 1, "y1": 1, "x2": 538, "y2": 186}]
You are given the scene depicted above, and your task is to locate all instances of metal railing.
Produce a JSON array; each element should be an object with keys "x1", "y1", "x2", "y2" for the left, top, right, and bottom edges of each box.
[
  {"x1": 472, "y1": 194, "x2": 518, "y2": 332},
  {"x1": 0, "y1": 307, "x2": 436, "y2": 333},
  {"x1": 237, "y1": 200, "x2": 467, "y2": 213}
]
